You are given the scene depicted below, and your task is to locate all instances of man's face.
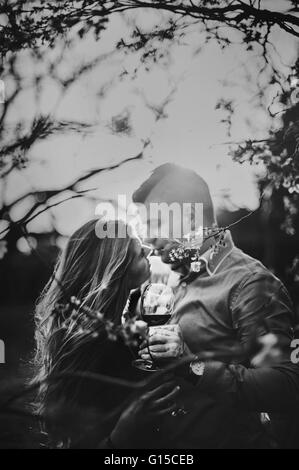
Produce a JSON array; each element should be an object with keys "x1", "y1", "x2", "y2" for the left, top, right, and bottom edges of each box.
[
  {"x1": 141, "y1": 203, "x2": 185, "y2": 251},
  {"x1": 138, "y1": 177, "x2": 197, "y2": 263}
]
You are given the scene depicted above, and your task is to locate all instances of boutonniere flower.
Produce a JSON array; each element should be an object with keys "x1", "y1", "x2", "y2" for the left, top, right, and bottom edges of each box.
[{"x1": 166, "y1": 228, "x2": 227, "y2": 272}]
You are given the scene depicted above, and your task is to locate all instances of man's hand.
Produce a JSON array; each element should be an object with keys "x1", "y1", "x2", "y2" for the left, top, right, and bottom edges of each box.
[{"x1": 139, "y1": 324, "x2": 193, "y2": 362}]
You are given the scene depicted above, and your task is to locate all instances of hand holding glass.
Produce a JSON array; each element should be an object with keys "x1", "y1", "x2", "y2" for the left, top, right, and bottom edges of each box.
[{"x1": 133, "y1": 283, "x2": 175, "y2": 372}]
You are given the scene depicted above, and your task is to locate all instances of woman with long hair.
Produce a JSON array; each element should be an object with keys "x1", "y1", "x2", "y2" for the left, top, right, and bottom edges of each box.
[{"x1": 33, "y1": 219, "x2": 180, "y2": 449}]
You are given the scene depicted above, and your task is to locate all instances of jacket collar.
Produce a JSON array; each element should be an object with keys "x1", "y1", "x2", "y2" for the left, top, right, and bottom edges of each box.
[{"x1": 199, "y1": 231, "x2": 234, "y2": 276}]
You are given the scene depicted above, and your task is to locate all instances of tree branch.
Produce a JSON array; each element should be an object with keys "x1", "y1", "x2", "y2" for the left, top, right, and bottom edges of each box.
[{"x1": 0, "y1": 145, "x2": 148, "y2": 237}]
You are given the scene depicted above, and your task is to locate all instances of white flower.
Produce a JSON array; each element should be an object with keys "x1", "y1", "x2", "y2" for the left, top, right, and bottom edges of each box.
[
  {"x1": 131, "y1": 320, "x2": 148, "y2": 337},
  {"x1": 0, "y1": 241, "x2": 8, "y2": 260}
]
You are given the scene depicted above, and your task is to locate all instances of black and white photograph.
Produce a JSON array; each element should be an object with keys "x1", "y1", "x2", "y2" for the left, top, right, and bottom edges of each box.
[{"x1": 0, "y1": 0, "x2": 299, "y2": 452}]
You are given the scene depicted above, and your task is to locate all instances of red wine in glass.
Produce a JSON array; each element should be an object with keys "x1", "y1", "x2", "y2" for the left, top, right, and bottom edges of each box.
[
  {"x1": 142, "y1": 303, "x2": 172, "y2": 327},
  {"x1": 142, "y1": 314, "x2": 171, "y2": 326}
]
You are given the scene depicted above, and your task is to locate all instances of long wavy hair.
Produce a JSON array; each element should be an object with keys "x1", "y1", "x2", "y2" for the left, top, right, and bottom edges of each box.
[{"x1": 33, "y1": 219, "x2": 139, "y2": 424}]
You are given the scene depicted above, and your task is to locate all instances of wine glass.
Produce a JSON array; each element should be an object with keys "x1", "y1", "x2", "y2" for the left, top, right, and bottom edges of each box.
[
  {"x1": 132, "y1": 283, "x2": 187, "y2": 417},
  {"x1": 132, "y1": 283, "x2": 175, "y2": 372}
]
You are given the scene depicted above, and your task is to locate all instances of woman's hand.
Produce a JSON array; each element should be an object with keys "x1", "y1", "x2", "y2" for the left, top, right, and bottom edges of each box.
[{"x1": 110, "y1": 381, "x2": 180, "y2": 448}]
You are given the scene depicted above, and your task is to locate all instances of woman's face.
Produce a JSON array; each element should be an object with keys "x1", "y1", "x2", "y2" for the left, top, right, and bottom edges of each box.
[{"x1": 128, "y1": 238, "x2": 151, "y2": 289}]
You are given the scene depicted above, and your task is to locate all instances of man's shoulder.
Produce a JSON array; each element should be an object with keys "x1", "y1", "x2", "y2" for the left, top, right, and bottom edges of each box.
[
  {"x1": 228, "y1": 247, "x2": 267, "y2": 272},
  {"x1": 224, "y1": 246, "x2": 283, "y2": 287},
  {"x1": 225, "y1": 248, "x2": 295, "y2": 324}
]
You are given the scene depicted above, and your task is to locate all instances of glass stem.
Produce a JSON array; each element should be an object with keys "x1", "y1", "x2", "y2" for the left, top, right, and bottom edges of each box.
[{"x1": 147, "y1": 338, "x2": 156, "y2": 365}]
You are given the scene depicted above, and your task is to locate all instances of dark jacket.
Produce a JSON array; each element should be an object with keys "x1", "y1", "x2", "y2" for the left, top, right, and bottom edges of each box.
[{"x1": 159, "y1": 232, "x2": 299, "y2": 449}]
